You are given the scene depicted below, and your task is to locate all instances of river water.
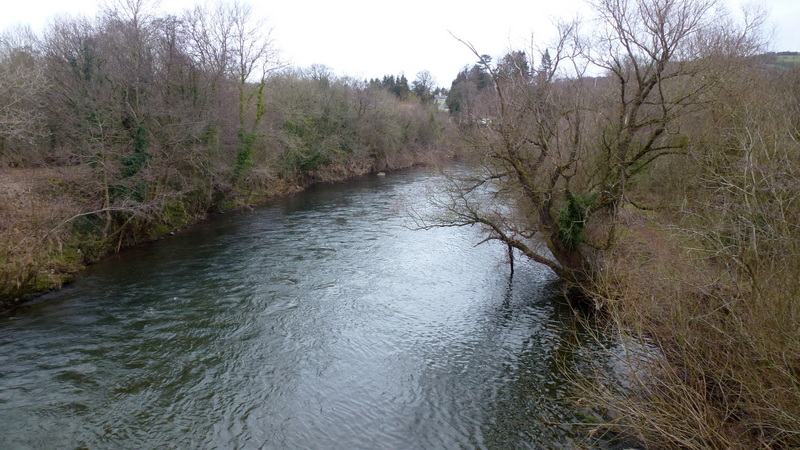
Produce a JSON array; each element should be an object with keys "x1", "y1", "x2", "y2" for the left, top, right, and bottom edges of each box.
[{"x1": 0, "y1": 167, "x2": 594, "y2": 448}]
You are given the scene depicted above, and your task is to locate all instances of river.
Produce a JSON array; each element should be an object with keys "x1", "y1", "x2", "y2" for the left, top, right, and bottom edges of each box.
[{"x1": 0, "y1": 166, "x2": 595, "y2": 448}]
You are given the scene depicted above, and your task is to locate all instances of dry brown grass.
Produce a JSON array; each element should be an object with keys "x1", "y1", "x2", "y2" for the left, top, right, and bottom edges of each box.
[
  {"x1": 570, "y1": 61, "x2": 800, "y2": 445},
  {"x1": 0, "y1": 166, "x2": 93, "y2": 306},
  {"x1": 573, "y1": 199, "x2": 800, "y2": 448}
]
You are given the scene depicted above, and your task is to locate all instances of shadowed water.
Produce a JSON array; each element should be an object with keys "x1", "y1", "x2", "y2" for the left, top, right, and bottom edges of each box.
[{"x1": 0, "y1": 167, "x2": 591, "y2": 448}]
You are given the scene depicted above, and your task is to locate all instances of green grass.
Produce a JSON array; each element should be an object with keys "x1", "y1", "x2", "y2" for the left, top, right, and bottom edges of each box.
[
  {"x1": 777, "y1": 55, "x2": 800, "y2": 64},
  {"x1": 774, "y1": 54, "x2": 800, "y2": 69}
]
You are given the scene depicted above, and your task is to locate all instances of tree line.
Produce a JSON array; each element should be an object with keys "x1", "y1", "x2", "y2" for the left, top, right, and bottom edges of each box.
[
  {"x1": 0, "y1": 0, "x2": 450, "y2": 304},
  {"x1": 366, "y1": 70, "x2": 443, "y2": 103}
]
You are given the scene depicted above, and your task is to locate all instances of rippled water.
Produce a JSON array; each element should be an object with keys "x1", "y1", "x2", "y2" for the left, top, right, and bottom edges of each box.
[{"x1": 0, "y1": 167, "x2": 591, "y2": 448}]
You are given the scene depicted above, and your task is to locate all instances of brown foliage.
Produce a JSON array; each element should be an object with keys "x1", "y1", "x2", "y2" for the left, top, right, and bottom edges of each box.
[{"x1": 575, "y1": 62, "x2": 800, "y2": 448}]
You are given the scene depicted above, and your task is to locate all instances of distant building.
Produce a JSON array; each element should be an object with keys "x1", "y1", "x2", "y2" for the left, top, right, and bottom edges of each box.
[{"x1": 434, "y1": 94, "x2": 448, "y2": 112}]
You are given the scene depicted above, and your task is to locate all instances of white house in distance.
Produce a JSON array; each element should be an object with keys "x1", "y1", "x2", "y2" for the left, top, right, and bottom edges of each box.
[{"x1": 434, "y1": 94, "x2": 448, "y2": 111}]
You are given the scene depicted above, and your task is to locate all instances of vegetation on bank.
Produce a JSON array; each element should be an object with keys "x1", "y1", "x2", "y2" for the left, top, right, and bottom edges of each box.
[
  {"x1": 578, "y1": 58, "x2": 800, "y2": 448},
  {"x1": 0, "y1": 1, "x2": 453, "y2": 307},
  {"x1": 429, "y1": 0, "x2": 799, "y2": 447}
]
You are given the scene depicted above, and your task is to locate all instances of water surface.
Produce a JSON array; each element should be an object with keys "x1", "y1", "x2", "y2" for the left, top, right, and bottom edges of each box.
[{"x1": 0, "y1": 167, "x2": 588, "y2": 448}]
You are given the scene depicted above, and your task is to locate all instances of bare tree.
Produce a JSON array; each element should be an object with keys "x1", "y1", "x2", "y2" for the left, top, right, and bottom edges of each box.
[
  {"x1": 182, "y1": 2, "x2": 279, "y2": 126},
  {"x1": 412, "y1": 70, "x2": 435, "y2": 103},
  {"x1": 424, "y1": 21, "x2": 591, "y2": 284},
  {"x1": 183, "y1": 1, "x2": 280, "y2": 179},
  {"x1": 0, "y1": 26, "x2": 47, "y2": 164},
  {"x1": 587, "y1": 0, "x2": 738, "y2": 207},
  {"x1": 424, "y1": 0, "x2": 764, "y2": 291}
]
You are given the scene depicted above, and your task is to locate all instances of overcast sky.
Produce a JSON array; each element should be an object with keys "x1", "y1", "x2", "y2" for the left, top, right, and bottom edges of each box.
[{"x1": 1, "y1": 0, "x2": 797, "y2": 88}]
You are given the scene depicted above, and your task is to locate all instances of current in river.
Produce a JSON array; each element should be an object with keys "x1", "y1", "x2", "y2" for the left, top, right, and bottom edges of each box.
[{"x1": 0, "y1": 166, "x2": 593, "y2": 448}]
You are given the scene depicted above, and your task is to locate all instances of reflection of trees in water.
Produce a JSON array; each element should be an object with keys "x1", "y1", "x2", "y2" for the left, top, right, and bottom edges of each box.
[{"x1": 475, "y1": 274, "x2": 605, "y2": 448}]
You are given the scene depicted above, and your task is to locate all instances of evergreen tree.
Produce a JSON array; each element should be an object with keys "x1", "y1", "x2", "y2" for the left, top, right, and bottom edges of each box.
[{"x1": 538, "y1": 48, "x2": 552, "y2": 80}]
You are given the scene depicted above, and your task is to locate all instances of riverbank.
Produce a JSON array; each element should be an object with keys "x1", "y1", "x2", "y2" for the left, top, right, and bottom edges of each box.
[
  {"x1": 572, "y1": 185, "x2": 800, "y2": 448},
  {"x1": 0, "y1": 157, "x2": 447, "y2": 309}
]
